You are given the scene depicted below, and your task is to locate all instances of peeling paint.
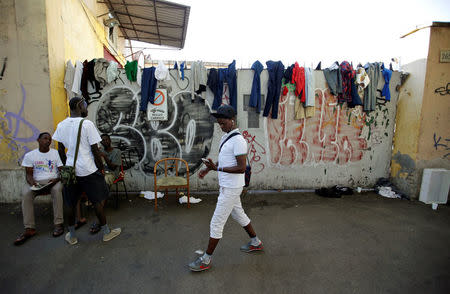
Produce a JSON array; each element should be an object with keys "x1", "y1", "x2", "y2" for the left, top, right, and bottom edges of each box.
[{"x1": 392, "y1": 151, "x2": 416, "y2": 177}]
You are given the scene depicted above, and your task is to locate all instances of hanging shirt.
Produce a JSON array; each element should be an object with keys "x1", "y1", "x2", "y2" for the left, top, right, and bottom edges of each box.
[
  {"x1": 106, "y1": 61, "x2": 119, "y2": 83},
  {"x1": 64, "y1": 60, "x2": 76, "y2": 100},
  {"x1": 349, "y1": 76, "x2": 363, "y2": 107},
  {"x1": 338, "y1": 61, "x2": 355, "y2": 104},
  {"x1": 283, "y1": 64, "x2": 294, "y2": 84},
  {"x1": 94, "y1": 58, "x2": 110, "y2": 88},
  {"x1": 71, "y1": 60, "x2": 83, "y2": 95},
  {"x1": 381, "y1": 65, "x2": 392, "y2": 101},
  {"x1": 125, "y1": 60, "x2": 138, "y2": 82},
  {"x1": 249, "y1": 60, "x2": 264, "y2": 113},
  {"x1": 304, "y1": 68, "x2": 315, "y2": 107},
  {"x1": 292, "y1": 62, "x2": 305, "y2": 102},
  {"x1": 155, "y1": 60, "x2": 171, "y2": 81},
  {"x1": 180, "y1": 62, "x2": 185, "y2": 80},
  {"x1": 355, "y1": 66, "x2": 370, "y2": 98},
  {"x1": 363, "y1": 62, "x2": 381, "y2": 112},
  {"x1": 323, "y1": 61, "x2": 343, "y2": 96},
  {"x1": 136, "y1": 66, "x2": 142, "y2": 86},
  {"x1": 191, "y1": 61, "x2": 207, "y2": 100},
  {"x1": 80, "y1": 59, "x2": 100, "y2": 101}
]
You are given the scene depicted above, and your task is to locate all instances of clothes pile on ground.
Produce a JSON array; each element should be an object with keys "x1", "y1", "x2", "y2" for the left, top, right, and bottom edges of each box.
[
  {"x1": 140, "y1": 191, "x2": 164, "y2": 200},
  {"x1": 315, "y1": 185, "x2": 354, "y2": 198},
  {"x1": 375, "y1": 178, "x2": 409, "y2": 200}
]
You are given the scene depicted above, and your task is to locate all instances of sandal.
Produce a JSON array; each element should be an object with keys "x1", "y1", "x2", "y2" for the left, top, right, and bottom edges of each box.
[
  {"x1": 53, "y1": 225, "x2": 64, "y2": 237},
  {"x1": 74, "y1": 219, "x2": 87, "y2": 230},
  {"x1": 90, "y1": 222, "x2": 101, "y2": 235},
  {"x1": 14, "y1": 229, "x2": 36, "y2": 246}
]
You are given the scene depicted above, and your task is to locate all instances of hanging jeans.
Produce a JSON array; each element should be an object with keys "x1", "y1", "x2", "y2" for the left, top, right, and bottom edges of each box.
[
  {"x1": 211, "y1": 60, "x2": 237, "y2": 112},
  {"x1": 226, "y1": 60, "x2": 237, "y2": 112},
  {"x1": 263, "y1": 61, "x2": 284, "y2": 119},
  {"x1": 211, "y1": 68, "x2": 226, "y2": 110},
  {"x1": 140, "y1": 67, "x2": 157, "y2": 111}
]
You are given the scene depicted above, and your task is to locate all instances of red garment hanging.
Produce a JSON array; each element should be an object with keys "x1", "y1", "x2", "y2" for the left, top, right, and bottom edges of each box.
[{"x1": 292, "y1": 62, "x2": 305, "y2": 102}]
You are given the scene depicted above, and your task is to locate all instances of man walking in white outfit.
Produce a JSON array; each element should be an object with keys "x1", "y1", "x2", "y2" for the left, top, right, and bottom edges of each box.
[{"x1": 189, "y1": 105, "x2": 263, "y2": 272}]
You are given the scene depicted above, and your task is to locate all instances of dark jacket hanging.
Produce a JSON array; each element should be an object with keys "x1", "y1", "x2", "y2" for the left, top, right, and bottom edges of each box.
[{"x1": 263, "y1": 60, "x2": 285, "y2": 119}]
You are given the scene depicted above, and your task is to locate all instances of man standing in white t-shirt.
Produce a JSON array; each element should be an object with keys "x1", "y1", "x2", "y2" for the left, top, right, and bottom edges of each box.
[
  {"x1": 14, "y1": 132, "x2": 64, "y2": 246},
  {"x1": 53, "y1": 97, "x2": 121, "y2": 245},
  {"x1": 189, "y1": 105, "x2": 263, "y2": 272}
]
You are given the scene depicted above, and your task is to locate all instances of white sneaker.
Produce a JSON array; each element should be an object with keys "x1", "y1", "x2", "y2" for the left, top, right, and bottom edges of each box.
[
  {"x1": 65, "y1": 232, "x2": 78, "y2": 245},
  {"x1": 103, "y1": 228, "x2": 121, "y2": 242}
]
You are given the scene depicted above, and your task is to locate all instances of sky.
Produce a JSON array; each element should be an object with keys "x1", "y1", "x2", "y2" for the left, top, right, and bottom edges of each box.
[{"x1": 128, "y1": 0, "x2": 450, "y2": 68}]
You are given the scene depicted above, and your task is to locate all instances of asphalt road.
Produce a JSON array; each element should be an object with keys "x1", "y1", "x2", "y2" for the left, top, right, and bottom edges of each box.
[{"x1": 1, "y1": 192, "x2": 449, "y2": 294}]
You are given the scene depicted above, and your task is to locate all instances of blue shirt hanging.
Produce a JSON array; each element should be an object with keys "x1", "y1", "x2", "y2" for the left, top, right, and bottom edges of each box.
[
  {"x1": 249, "y1": 60, "x2": 264, "y2": 113},
  {"x1": 382, "y1": 66, "x2": 392, "y2": 101}
]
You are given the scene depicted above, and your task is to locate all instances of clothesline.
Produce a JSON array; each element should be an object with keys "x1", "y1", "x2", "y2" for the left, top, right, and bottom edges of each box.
[{"x1": 64, "y1": 58, "x2": 392, "y2": 121}]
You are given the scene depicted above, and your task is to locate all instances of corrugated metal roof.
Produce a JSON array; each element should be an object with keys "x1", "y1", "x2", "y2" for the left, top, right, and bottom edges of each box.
[{"x1": 99, "y1": 0, "x2": 190, "y2": 48}]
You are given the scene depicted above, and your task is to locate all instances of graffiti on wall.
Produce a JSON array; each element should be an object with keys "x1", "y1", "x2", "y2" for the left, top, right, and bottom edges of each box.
[
  {"x1": 0, "y1": 85, "x2": 40, "y2": 164},
  {"x1": 434, "y1": 83, "x2": 450, "y2": 96},
  {"x1": 433, "y1": 133, "x2": 450, "y2": 158},
  {"x1": 242, "y1": 130, "x2": 266, "y2": 173},
  {"x1": 264, "y1": 87, "x2": 390, "y2": 167},
  {"x1": 88, "y1": 70, "x2": 214, "y2": 176},
  {"x1": 0, "y1": 57, "x2": 7, "y2": 80}
]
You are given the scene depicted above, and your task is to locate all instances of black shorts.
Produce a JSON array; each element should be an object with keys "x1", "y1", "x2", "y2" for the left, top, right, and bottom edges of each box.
[{"x1": 63, "y1": 170, "x2": 109, "y2": 207}]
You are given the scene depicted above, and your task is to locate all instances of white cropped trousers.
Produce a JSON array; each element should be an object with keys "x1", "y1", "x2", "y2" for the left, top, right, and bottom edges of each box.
[{"x1": 210, "y1": 186, "x2": 251, "y2": 239}]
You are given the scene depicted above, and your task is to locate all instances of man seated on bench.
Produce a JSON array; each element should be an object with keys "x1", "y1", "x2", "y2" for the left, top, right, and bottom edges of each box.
[
  {"x1": 14, "y1": 132, "x2": 64, "y2": 246},
  {"x1": 99, "y1": 134, "x2": 122, "y2": 186}
]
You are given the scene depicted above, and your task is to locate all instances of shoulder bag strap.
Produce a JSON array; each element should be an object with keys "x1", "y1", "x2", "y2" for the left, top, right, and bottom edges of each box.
[
  {"x1": 219, "y1": 132, "x2": 240, "y2": 153},
  {"x1": 219, "y1": 132, "x2": 252, "y2": 167},
  {"x1": 73, "y1": 119, "x2": 85, "y2": 168}
]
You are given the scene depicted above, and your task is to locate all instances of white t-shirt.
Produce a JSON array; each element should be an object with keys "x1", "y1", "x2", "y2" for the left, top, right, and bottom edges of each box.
[
  {"x1": 21, "y1": 148, "x2": 63, "y2": 181},
  {"x1": 217, "y1": 129, "x2": 247, "y2": 188},
  {"x1": 52, "y1": 117, "x2": 102, "y2": 177}
]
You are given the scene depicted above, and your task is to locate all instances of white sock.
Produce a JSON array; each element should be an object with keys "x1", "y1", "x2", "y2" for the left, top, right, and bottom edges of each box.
[
  {"x1": 251, "y1": 236, "x2": 261, "y2": 246},
  {"x1": 201, "y1": 253, "x2": 211, "y2": 264}
]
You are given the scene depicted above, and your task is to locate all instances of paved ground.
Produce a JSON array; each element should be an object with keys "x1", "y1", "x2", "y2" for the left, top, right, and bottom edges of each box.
[{"x1": 0, "y1": 191, "x2": 449, "y2": 294}]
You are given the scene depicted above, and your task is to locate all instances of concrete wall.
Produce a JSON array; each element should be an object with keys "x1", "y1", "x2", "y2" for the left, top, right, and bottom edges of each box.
[
  {"x1": 0, "y1": 0, "x2": 127, "y2": 202},
  {"x1": 0, "y1": 1, "x2": 403, "y2": 202},
  {"x1": 82, "y1": 67, "x2": 401, "y2": 193},
  {"x1": 391, "y1": 59, "x2": 426, "y2": 197},
  {"x1": 46, "y1": 0, "x2": 127, "y2": 132},
  {"x1": 391, "y1": 23, "x2": 450, "y2": 199},
  {"x1": 416, "y1": 24, "x2": 450, "y2": 167},
  {"x1": 0, "y1": 0, "x2": 53, "y2": 201}
]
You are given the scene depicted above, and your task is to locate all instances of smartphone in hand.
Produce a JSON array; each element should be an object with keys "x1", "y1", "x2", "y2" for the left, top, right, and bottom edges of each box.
[{"x1": 201, "y1": 158, "x2": 209, "y2": 164}]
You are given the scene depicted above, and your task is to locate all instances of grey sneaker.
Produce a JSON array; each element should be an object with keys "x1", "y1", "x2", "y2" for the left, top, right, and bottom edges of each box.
[
  {"x1": 65, "y1": 232, "x2": 78, "y2": 245},
  {"x1": 103, "y1": 228, "x2": 121, "y2": 242},
  {"x1": 240, "y1": 241, "x2": 263, "y2": 253},
  {"x1": 188, "y1": 257, "x2": 211, "y2": 272}
]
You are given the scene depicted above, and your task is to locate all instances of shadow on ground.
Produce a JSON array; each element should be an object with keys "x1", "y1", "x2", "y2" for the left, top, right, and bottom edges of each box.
[{"x1": 1, "y1": 192, "x2": 449, "y2": 294}]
